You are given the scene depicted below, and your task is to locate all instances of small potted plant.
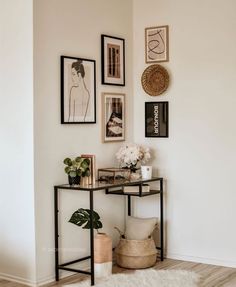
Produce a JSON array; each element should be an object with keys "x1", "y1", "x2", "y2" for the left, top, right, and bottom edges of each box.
[
  {"x1": 63, "y1": 157, "x2": 90, "y2": 185},
  {"x1": 69, "y1": 208, "x2": 112, "y2": 278}
]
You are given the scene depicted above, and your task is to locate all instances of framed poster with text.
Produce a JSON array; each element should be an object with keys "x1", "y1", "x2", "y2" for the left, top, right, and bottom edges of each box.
[{"x1": 145, "y1": 102, "x2": 168, "y2": 137}]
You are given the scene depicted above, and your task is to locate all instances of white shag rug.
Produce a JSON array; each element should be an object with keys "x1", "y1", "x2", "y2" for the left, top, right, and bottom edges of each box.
[{"x1": 63, "y1": 269, "x2": 200, "y2": 287}]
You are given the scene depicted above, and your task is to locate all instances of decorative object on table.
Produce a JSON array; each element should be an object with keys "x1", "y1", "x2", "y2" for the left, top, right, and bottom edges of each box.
[
  {"x1": 141, "y1": 166, "x2": 152, "y2": 180},
  {"x1": 69, "y1": 208, "x2": 112, "y2": 278},
  {"x1": 102, "y1": 93, "x2": 125, "y2": 142},
  {"x1": 63, "y1": 157, "x2": 90, "y2": 185},
  {"x1": 123, "y1": 184, "x2": 150, "y2": 194},
  {"x1": 81, "y1": 154, "x2": 96, "y2": 185},
  {"x1": 62, "y1": 269, "x2": 200, "y2": 287},
  {"x1": 98, "y1": 168, "x2": 130, "y2": 183},
  {"x1": 141, "y1": 64, "x2": 169, "y2": 96},
  {"x1": 114, "y1": 216, "x2": 158, "y2": 269},
  {"x1": 116, "y1": 143, "x2": 151, "y2": 179},
  {"x1": 101, "y1": 35, "x2": 125, "y2": 86},
  {"x1": 61, "y1": 56, "x2": 96, "y2": 124},
  {"x1": 145, "y1": 25, "x2": 169, "y2": 63},
  {"x1": 145, "y1": 101, "x2": 169, "y2": 137}
]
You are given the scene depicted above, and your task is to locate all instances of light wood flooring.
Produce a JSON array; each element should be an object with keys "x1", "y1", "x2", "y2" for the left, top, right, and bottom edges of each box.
[{"x1": 1, "y1": 259, "x2": 236, "y2": 287}]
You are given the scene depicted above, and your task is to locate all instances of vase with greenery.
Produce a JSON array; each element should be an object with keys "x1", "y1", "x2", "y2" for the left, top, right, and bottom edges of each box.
[
  {"x1": 63, "y1": 157, "x2": 90, "y2": 185},
  {"x1": 69, "y1": 208, "x2": 112, "y2": 277}
]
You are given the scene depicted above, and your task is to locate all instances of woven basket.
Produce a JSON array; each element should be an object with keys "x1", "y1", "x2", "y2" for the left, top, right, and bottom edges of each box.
[
  {"x1": 141, "y1": 64, "x2": 169, "y2": 96},
  {"x1": 115, "y1": 238, "x2": 157, "y2": 269}
]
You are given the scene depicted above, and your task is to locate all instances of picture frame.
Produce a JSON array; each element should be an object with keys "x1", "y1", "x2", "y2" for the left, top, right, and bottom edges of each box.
[
  {"x1": 102, "y1": 93, "x2": 125, "y2": 142},
  {"x1": 101, "y1": 35, "x2": 125, "y2": 86},
  {"x1": 61, "y1": 55, "x2": 96, "y2": 124},
  {"x1": 145, "y1": 101, "x2": 169, "y2": 137},
  {"x1": 145, "y1": 25, "x2": 169, "y2": 63}
]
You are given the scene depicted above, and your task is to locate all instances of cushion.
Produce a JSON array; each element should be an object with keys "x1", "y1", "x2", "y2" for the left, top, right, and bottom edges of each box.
[{"x1": 125, "y1": 216, "x2": 158, "y2": 240}]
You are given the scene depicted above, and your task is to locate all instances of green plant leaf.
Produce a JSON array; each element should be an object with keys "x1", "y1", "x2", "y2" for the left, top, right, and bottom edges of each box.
[
  {"x1": 69, "y1": 171, "x2": 77, "y2": 177},
  {"x1": 69, "y1": 208, "x2": 102, "y2": 230},
  {"x1": 81, "y1": 161, "x2": 89, "y2": 169},
  {"x1": 65, "y1": 166, "x2": 71, "y2": 174},
  {"x1": 64, "y1": 158, "x2": 72, "y2": 166},
  {"x1": 77, "y1": 169, "x2": 82, "y2": 176},
  {"x1": 94, "y1": 220, "x2": 103, "y2": 229},
  {"x1": 84, "y1": 209, "x2": 100, "y2": 220},
  {"x1": 75, "y1": 157, "x2": 82, "y2": 163},
  {"x1": 84, "y1": 169, "x2": 90, "y2": 177},
  {"x1": 84, "y1": 158, "x2": 90, "y2": 165}
]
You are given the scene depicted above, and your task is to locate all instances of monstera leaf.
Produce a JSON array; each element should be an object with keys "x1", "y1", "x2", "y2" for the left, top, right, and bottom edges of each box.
[{"x1": 69, "y1": 208, "x2": 103, "y2": 231}]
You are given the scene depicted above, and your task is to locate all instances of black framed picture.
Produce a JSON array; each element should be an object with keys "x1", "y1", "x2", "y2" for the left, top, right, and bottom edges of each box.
[
  {"x1": 101, "y1": 35, "x2": 125, "y2": 86},
  {"x1": 145, "y1": 102, "x2": 169, "y2": 137},
  {"x1": 61, "y1": 56, "x2": 96, "y2": 124}
]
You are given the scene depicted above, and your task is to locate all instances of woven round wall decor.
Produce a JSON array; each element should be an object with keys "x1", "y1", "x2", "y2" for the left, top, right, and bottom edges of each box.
[{"x1": 141, "y1": 64, "x2": 169, "y2": 96}]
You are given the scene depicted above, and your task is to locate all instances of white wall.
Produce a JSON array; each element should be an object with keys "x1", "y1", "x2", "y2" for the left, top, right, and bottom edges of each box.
[
  {"x1": 34, "y1": 0, "x2": 133, "y2": 283},
  {"x1": 133, "y1": 0, "x2": 236, "y2": 268},
  {"x1": 0, "y1": 0, "x2": 36, "y2": 285},
  {"x1": 1, "y1": 0, "x2": 236, "y2": 285}
]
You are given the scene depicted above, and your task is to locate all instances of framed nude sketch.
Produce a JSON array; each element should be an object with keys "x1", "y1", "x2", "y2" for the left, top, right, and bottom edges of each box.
[
  {"x1": 101, "y1": 35, "x2": 125, "y2": 86},
  {"x1": 102, "y1": 93, "x2": 125, "y2": 142},
  {"x1": 145, "y1": 101, "x2": 169, "y2": 137},
  {"x1": 61, "y1": 56, "x2": 96, "y2": 124},
  {"x1": 145, "y1": 25, "x2": 169, "y2": 63}
]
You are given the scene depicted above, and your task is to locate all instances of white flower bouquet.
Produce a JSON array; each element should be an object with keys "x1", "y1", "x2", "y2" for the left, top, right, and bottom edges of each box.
[{"x1": 116, "y1": 143, "x2": 151, "y2": 173}]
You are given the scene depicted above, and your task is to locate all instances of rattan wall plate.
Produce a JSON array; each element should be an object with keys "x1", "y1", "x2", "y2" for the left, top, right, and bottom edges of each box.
[{"x1": 141, "y1": 64, "x2": 169, "y2": 96}]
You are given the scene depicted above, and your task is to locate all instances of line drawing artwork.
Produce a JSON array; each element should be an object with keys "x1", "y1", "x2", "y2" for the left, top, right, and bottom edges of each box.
[
  {"x1": 145, "y1": 26, "x2": 169, "y2": 63},
  {"x1": 68, "y1": 60, "x2": 90, "y2": 122},
  {"x1": 148, "y1": 29, "x2": 165, "y2": 60}
]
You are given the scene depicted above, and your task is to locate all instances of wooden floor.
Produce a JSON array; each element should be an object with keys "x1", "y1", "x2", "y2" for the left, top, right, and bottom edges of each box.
[{"x1": 1, "y1": 259, "x2": 236, "y2": 286}]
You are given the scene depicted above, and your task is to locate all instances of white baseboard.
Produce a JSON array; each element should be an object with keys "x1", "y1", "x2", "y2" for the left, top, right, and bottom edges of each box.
[
  {"x1": 167, "y1": 252, "x2": 236, "y2": 268},
  {"x1": 0, "y1": 272, "x2": 38, "y2": 287},
  {"x1": 0, "y1": 266, "x2": 88, "y2": 287}
]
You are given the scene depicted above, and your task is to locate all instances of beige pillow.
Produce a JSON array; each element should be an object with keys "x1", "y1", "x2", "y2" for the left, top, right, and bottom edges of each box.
[{"x1": 125, "y1": 216, "x2": 158, "y2": 240}]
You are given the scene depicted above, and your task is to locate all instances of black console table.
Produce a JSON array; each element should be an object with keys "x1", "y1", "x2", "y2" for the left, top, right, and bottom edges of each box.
[{"x1": 54, "y1": 177, "x2": 164, "y2": 286}]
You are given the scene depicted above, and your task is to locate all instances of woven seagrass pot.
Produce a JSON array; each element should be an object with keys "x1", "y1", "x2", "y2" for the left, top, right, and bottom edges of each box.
[{"x1": 115, "y1": 238, "x2": 157, "y2": 269}]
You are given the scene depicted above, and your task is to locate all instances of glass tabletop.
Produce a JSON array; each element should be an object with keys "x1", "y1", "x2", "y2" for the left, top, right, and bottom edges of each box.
[{"x1": 54, "y1": 177, "x2": 162, "y2": 191}]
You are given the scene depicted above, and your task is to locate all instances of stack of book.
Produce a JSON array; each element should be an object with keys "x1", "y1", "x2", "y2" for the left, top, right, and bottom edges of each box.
[
  {"x1": 80, "y1": 154, "x2": 96, "y2": 185},
  {"x1": 123, "y1": 184, "x2": 150, "y2": 194}
]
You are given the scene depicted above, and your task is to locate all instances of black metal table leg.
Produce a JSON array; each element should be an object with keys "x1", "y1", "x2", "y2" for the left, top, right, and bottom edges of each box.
[
  {"x1": 89, "y1": 190, "x2": 95, "y2": 286},
  {"x1": 54, "y1": 187, "x2": 59, "y2": 281},
  {"x1": 160, "y1": 179, "x2": 164, "y2": 261},
  {"x1": 128, "y1": 195, "x2": 131, "y2": 216}
]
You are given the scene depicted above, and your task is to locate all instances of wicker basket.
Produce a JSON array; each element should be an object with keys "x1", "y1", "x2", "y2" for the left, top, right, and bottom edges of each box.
[
  {"x1": 141, "y1": 64, "x2": 169, "y2": 96},
  {"x1": 115, "y1": 238, "x2": 157, "y2": 269}
]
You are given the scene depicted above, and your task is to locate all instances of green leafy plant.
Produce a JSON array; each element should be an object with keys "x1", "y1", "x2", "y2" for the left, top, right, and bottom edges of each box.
[
  {"x1": 69, "y1": 208, "x2": 103, "y2": 233},
  {"x1": 63, "y1": 157, "x2": 90, "y2": 178}
]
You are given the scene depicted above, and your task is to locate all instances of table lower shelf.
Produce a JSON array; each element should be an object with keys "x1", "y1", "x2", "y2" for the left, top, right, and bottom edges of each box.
[{"x1": 105, "y1": 189, "x2": 161, "y2": 197}]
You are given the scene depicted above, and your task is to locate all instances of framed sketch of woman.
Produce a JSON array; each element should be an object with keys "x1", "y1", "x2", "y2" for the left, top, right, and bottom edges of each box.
[{"x1": 61, "y1": 56, "x2": 96, "y2": 124}]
